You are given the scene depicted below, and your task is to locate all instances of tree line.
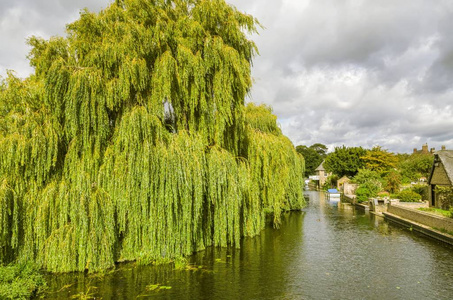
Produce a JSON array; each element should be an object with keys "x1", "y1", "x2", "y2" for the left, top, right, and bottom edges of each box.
[{"x1": 297, "y1": 144, "x2": 433, "y2": 202}]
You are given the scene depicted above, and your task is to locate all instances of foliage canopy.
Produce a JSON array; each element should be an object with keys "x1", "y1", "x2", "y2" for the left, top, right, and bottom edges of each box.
[
  {"x1": 0, "y1": 0, "x2": 305, "y2": 273},
  {"x1": 398, "y1": 153, "x2": 433, "y2": 183},
  {"x1": 296, "y1": 143, "x2": 327, "y2": 177},
  {"x1": 361, "y1": 146, "x2": 397, "y2": 175},
  {"x1": 352, "y1": 169, "x2": 382, "y2": 202},
  {"x1": 324, "y1": 146, "x2": 366, "y2": 177}
]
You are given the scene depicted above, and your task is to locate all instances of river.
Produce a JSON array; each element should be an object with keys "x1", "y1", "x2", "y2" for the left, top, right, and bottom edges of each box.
[{"x1": 42, "y1": 191, "x2": 453, "y2": 299}]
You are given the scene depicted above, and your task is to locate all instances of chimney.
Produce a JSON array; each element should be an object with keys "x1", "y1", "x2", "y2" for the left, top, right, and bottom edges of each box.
[{"x1": 442, "y1": 145, "x2": 446, "y2": 150}]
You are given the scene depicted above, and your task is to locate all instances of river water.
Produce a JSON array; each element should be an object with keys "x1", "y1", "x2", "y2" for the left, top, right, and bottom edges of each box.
[{"x1": 42, "y1": 191, "x2": 453, "y2": 299}]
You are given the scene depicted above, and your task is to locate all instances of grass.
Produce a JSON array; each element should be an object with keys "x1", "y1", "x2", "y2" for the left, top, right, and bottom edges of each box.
[{"x1": 418, "y1": 207, "x2": 452, "y2": 218}]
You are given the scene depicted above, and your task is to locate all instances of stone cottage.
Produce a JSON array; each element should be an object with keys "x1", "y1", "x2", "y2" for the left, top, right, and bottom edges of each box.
[
  {"x1": 337, "y1": 176, "x2": 350, "y2": 192},
  {"x1": 314, "y1": 160, "x2": 331, "y2": 188},
  {"x1": 428, "y1": 150, "x2": 453, "y2": 209}
]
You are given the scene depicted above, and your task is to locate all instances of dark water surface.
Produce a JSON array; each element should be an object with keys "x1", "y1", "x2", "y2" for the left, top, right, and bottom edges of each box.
[{"x1": 42, "y1": 191, "x2": 453, "y2": 299}]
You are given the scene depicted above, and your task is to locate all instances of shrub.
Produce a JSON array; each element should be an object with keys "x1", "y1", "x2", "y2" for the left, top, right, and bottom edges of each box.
[
  {"x1": 397, "y1": 189, "x2": 422, "y2": 202},
  {"x1": 411, "y1": 184, "x2": 428, "y2": 200},
  {"x1": 322, "y1": 175, "x2": 339, "y2": 190},
  {"x1": 434, "y1": 186, "x2": 453, "y2": 210},
  {"x1": 353, "y1": 169, "x2": 383, "y2": 195},
  {"x1": 356, "y1": 187, "x2": 373, "y2": 203},
  {"x1": 0, "y1": 262, "x2": 47, "y2": 299},
  {"x1": 377, "y1": 191, "x2": 390, "y2": 197}
]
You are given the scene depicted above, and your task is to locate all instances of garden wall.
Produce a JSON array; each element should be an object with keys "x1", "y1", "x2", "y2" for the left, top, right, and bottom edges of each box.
[{"x1": 387, "y1": 204, "x2": 453, "y2": 232}]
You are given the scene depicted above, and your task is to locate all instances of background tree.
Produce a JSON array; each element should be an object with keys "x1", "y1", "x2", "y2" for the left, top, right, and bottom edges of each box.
[
  {"x1": 310, "y1": 143, "x2": 328, "y2": 157},
  {"x1": 361, "y1": 146, "x2": 397, "y2": 175},
  {"x1": 385, "y1": 169, "x2": 402, "y2": 194},
  {"x1": 398, "y1": 153, "x2": 434, "y2": 183},
  {"x1": 296, "y1": 143, "x2": 327, "y2": 177},
  {"x1": 323, "y1": 146, "x2": 366, "y2": 177}
]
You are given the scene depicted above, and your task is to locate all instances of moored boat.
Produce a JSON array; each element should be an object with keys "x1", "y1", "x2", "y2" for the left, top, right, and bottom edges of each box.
[{"x1": 327, "y1": 188, "x2": 341, "y2": 200}]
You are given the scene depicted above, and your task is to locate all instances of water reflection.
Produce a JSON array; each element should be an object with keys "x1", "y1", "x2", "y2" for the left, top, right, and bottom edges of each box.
[{"x1": 41, "y1": 191, "x2": 453, "y2": 299}]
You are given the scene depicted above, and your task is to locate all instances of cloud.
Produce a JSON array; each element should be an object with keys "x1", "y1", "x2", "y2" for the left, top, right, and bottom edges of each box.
[
  {"x1": 227, "y1": 0, "x2": 453, "y2": 152},
  {"x1": 2, "y1": 0, "x2": 453, "y2": 153},
  {"x1": 0, "y1": 0, "x2": 111, "y2": 77}
]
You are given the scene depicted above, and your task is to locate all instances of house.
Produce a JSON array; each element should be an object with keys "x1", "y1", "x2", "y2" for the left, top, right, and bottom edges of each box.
[
  {"x1": 337, "y1": 176, "x2": 350, "y2": 192},
  {"x1": 314, "y1": 160, "x2": 331, "y2": 188},
  {"x1": 427, "y1": 150, "x2": 453, "y2": 209}
]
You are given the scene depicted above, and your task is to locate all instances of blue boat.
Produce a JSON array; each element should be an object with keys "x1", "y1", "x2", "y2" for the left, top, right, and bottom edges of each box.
[{"x1": 327, "y1": 188, "x2": 341, "y2": 200}]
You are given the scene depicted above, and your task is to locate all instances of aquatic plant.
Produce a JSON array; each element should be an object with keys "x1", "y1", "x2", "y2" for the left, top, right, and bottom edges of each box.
[{"x1": 0, "y1": 0, "x2": 305, "y2": 273}]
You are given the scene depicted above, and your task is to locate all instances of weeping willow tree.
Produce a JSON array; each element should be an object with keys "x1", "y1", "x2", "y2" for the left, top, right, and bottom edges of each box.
[{"x1": 0, "y1": 0, "x2": 305, "y2": 273}]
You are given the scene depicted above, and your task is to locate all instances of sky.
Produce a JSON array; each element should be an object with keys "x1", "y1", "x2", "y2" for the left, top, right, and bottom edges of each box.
[{"x1": 1, "y1": 0, "x2": 453, "y2": 153}]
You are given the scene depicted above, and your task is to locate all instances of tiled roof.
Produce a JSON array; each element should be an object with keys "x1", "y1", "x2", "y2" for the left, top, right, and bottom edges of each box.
[
  {"x1": 438, "y1": 150, "x2": 453, "y2": 184},
  {"x1": 430, "y1": 150, "x2": 453, "y2": 185},
  {"x1": 315, "y1": 161, "x2": 325, "y2": 171}
]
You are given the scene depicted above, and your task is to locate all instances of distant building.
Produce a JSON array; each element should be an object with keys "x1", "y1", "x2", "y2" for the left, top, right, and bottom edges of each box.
[
  {"x1": 337, "y1": 176, "x2": 351, "y2": 192},
  {"x1": 413, "y1": 144, "x2": 446, "y2": 155},
  {"x1": 314, "y1": 161, "x2": 331, "y2": 188},
  {"x1": 428, "y1": 149, "x2": 453, "y2": 209}
]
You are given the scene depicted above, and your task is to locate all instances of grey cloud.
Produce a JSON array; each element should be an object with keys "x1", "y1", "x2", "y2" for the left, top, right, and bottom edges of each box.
[
  {"x1": 423, "y1": 47, "x2": 453, "y2": 93},
  {"x1": 228, "y1": 0, "x2": 453, "y2": 152},
  {"x1": 241, "y1": 0, "x2": 452, "y2": 92},
  {"x1": 0, "y1": 0, "x2": 111, "y2": 77},
  {"x1": 2, "y1": 0, "x2": 453, "y2": 153}
]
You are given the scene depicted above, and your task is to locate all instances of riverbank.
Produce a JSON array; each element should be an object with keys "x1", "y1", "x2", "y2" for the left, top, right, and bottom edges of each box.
[
  {"x1": 342, "y1": 193, "x2": 453, "y2": 245},
  {"x1": 341, "y1": 193, "x2": 370, "y2": 211},
  {"x1": 384, "y1": 203, "x2": 453, "y2": 246}
]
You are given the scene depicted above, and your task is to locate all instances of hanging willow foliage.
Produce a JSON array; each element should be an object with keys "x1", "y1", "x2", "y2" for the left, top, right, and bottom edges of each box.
[{"x1": 0, "y1": 0, "x2": 305, "y2": 273}]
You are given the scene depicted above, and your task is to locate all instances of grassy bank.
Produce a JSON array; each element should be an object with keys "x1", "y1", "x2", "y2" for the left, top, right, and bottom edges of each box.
[{"x1": 419, "y1": 207, "x2": 452, "y2": 218}]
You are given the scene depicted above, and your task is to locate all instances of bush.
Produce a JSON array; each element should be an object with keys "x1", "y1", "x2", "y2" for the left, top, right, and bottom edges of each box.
[
  {"x1": 397, "y1": 189, "x2": 422, "y2": 202},
  {"x1": 0, "y1": 262, "x2": 46, "y2": 300},
  {"x1": 353, "y1": 169, "x2": 383, "y2": 195},
  {"x1": 411, "y1": 184, "x2": 428, "y2": 200},
  {"x1": 377, "y1": 191, "x2": 390, "y2": 197},
  {"x1": 384, "y1": 169, "x2": 401, "y2": 194},
  {"x1": 434, "y1": 186, "x2": 453, "y2": 210},
  {"x1": 322, "y1": 175, "x2": 339, "y2": 190},
  {"x1": 356, "y1": 187, "x2": 373, "y2": 203}
]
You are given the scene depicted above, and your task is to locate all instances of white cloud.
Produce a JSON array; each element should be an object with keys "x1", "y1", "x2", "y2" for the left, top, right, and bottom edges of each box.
[
  {"x1": 2, "y1": 0, "x2": 453, "y2": 153},
  {"x1": 0, "y1": 0, "x2": 111, "y2": 77}
]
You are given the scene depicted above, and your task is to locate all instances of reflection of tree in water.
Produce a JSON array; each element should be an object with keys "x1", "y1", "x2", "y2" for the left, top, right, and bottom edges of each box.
[{"x1": 376, "y1": 221, "x2": 391, "y2": 235}]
